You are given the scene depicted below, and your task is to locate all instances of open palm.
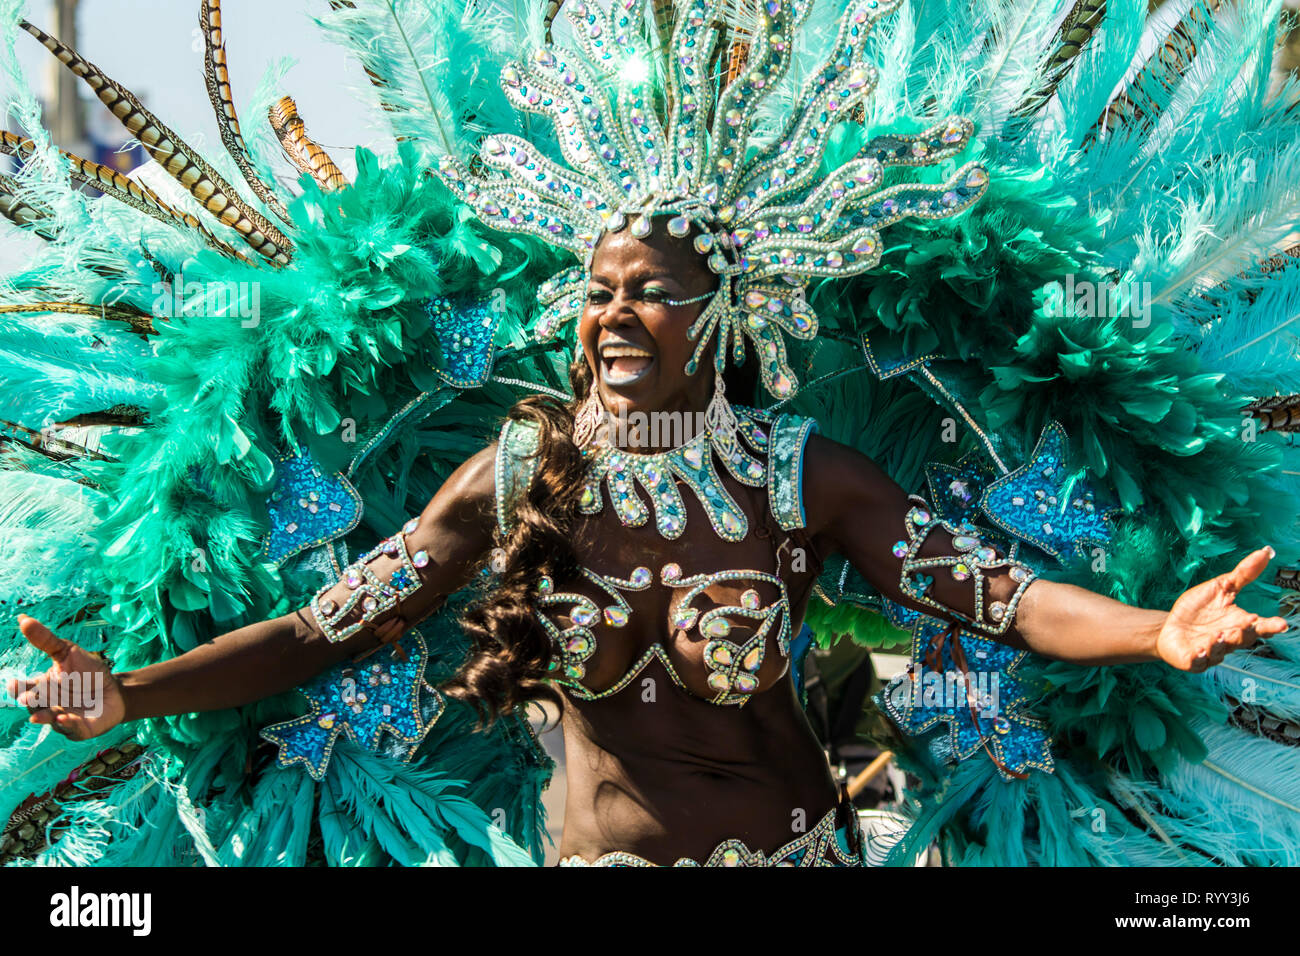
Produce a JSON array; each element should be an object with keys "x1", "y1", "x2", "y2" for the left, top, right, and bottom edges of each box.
[
  {"x1": 1156, "y1": 547, "x2": 1289, "y2": 672},
  {"x1": 5, "y1": 615, "x2": 125, "y2": 741}
]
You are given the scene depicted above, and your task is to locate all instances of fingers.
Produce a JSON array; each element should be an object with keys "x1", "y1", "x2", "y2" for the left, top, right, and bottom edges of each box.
[
  {"x1": 17, "y1": 615, "x2": 72, "y2": 663},
  {"x1": 4, "y1": 674, "x2": 37, "y2": 701},
  {"x1": 12, "y1": 668, "x2": 109, "y2": 722},
  {"x1": 1188, "y1": 614, "x2": 1291, "y2": 672},
  {"x1": 1186, "y1": 639, "x2": 1232, "y2": 671},
  {"x1": 27, "y1": 706, "x2": 92, "y2": 741},
  {"x1": 1208, "y1": 637, "x2": 1231, "y2": 667},
  {"x1": 1173, "y1": 612, "x2": 1261, "y2": 671},
  {"x1": 14, "y1": 671, "x2": 53, "y2": 709},
  {"x1": 1212, "y1": 614, "x2": 1260, "y2": 658},
  {"x1": 1222, "y1": 546, "x2": 1275, "y2": 595},
  {"x1": 1206, "y1": 608, "x2": 1289, "y2": 655},
  {"x1": 1243, "y1": 615, "x2": 1289, "y2": 644},
  {"x1": 1187, "y1": 634, "x2": 1231, "y2": 670},
  {"x1": 26, "y1": 706, "x2": 59, "y2": 726},
  {"x1": 50, "y1": 709, "x2": 93, "y2": 740}
]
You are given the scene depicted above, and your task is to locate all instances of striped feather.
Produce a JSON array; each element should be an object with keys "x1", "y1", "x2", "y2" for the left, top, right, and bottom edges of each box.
[
  {"x1": 0, "y1": 131, "x2": 241, "y2": 258},
  {"x1": 0, "y1": 302, "x2": 156, "y2": 337},
  {"x1": 1011, "y1": 0, "x2": 1108, "y2": 119},
  {"x1": 268, "y1": 96, "x2": 349, "y2": 192},
  {"x1": 1084, "y1": 0, "x2": 1224, "y2": 143},
  {"x1": 19, "y1": 19, "x2": 294, "y2": 266},
  {"x1": 0, "y1": 172, "x2": 53, "y2": 234},
  {"x1": 199, "y1": 0, "x2": 293, "y2": 225},
  {"x1": 1244, "y1": 394, "x2": 1300, "y2": 432}
]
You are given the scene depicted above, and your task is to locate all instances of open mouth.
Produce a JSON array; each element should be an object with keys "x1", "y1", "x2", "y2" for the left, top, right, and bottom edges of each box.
[{"x1": 599, "y1": 342, "x2": 655, "y2": 386}]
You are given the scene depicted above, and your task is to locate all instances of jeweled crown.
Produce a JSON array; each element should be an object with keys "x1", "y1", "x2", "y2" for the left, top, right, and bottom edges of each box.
[{"x1": 434, "y1": 0, "x2": 989, "y2": 398}]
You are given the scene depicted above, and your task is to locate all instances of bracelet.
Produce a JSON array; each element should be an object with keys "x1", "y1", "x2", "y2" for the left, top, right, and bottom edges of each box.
[
  {"x1": 310, "y1": 518, "x2": 430, "y2": 643},
  {"x1": 893, "y1": 495, "x2": 1036, "y2": 636}
]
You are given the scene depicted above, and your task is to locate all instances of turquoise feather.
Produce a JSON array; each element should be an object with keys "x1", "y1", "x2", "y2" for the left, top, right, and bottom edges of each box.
[{"x1": 0, "y1": 0, "x2": 1298, "y2": 869}]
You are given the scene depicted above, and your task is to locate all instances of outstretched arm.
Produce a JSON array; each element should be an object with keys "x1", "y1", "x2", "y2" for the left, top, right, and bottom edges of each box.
[
  {"x1": 7, "y1": 444, "x2": 499, "y2": 738},
  {"x1": 1012, "y1": 554, "x2": 1285, "y2": 670},
  {"x1": 804, "y1": 435, "x2": 1287, "y2": 670}
]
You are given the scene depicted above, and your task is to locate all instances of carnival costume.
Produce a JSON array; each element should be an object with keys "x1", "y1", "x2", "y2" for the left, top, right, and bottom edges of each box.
[{"x1": 1, "y1": 0, "x2": 1299, "y2": 866}]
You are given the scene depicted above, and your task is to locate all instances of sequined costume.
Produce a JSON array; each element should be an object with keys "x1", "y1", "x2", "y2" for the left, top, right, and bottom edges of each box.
[
  {"x1": 558, "y1": 797, "x2": 869, "y2": 866},
  {"x1": 2, "y1": 0, "x2": 1300, "y2": 867},
  {"x1": 498, "y1": 408, "x2": 885, "y2": 865}
]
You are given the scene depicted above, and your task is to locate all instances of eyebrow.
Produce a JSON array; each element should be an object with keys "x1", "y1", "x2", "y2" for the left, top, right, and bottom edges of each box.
[{"x1": 589, "y1": 267, "x2": 677, "y2": 286}]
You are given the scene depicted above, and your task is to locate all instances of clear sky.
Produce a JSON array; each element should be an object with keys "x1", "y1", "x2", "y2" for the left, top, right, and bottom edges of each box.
[{"x1": 0, "y1": 0, "x2": 393, "y2": 268}]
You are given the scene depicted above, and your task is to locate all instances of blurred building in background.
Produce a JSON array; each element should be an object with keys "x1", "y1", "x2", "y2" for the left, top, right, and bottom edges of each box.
[
  {"x1": 7, "y1": 0, "x2": 150, "y2": 184},
  {"x1": 1280, "y1": 0, "x2": 1300, "y2": 79}
]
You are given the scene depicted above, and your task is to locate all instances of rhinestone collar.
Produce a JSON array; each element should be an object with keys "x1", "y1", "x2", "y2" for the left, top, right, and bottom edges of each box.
[{"x1": 577, "y1": 406, "x2": 774, "y2": 542}]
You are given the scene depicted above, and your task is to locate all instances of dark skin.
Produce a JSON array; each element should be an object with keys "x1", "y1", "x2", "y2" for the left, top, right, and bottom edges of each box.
[{"x1": 8, "y1": 221, "x2": 1288, "y2": 865}]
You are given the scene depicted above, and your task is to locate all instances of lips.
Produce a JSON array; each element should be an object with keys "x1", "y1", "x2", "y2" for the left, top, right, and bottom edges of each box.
[{"x1": 599, "y1": 339, "x2": 655, "y2": 386}]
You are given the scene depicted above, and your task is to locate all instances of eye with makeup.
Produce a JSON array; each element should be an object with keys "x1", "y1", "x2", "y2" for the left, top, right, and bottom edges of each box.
[{"x1": 585, "y1": 284, "x2": 676, "y2": 306}]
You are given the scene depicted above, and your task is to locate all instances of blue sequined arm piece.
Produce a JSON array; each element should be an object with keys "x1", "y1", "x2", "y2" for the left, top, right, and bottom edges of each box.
[
  {"x1": 495, "y1": 418, "x2": 541, "y2": 536},
  {"x1": 767, "y1": 413, "x2": 818, "y2": 531}
]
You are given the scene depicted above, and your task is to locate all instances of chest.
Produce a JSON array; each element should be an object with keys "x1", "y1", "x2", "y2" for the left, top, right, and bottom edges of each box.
[
  {"x1": 495, "y1": 406, "x2": 821, "y2": 707},
  {"x1": 537, "y1": 490, "x2": 816, "y2": 706}
]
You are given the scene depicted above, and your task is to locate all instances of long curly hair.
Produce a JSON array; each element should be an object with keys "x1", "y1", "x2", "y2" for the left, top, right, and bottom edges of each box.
[{"x1": 439, "y1": 357, "x2": 592, "y2": 724}]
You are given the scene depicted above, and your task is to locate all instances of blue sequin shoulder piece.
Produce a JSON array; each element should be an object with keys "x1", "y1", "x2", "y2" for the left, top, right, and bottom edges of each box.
[
  {"x1": 425, "y1": 294, "x2": 503, "y2": 389},
  {"x1": 768, "y1": 413, "x2": 818, "y2": 531},
  {"x1": 261, "y1": 629, "x2": 443, "y2": 781},
  {"x1": 495, "y1": 417, "x2": 542, "y2": 536}
]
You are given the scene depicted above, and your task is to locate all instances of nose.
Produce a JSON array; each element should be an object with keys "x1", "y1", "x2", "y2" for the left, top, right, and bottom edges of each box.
[{"x1": 597, "y1": 288, "x2": 639, "y2": 330}]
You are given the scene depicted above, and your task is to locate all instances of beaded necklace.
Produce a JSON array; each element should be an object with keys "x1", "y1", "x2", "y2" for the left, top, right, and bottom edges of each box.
[{"x1": 576, "y1": 405, "x2": 775, "y2": 542}]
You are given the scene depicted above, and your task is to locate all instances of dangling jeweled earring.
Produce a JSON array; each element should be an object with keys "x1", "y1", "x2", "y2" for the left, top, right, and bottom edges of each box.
[
  {"x1": 573, "y1": 388, "x2": 606, "y2": 449},
  {"x1": 705, "y1": 371, "x2": 740, "y2": 458}
]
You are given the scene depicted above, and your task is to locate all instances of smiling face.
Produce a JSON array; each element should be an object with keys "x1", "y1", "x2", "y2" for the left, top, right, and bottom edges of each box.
[{"x1": 578, "y1": 218, "x2": 719, "y2": 428}]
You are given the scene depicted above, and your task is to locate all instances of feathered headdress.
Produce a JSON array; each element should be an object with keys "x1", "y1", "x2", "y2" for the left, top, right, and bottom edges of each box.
[{"x1": 434, "y1": 0, "x2": 989, "y2": 398}]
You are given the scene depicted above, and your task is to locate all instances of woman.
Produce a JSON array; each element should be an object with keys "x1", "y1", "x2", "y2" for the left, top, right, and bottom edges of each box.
[{"x1": 8, "y1": 212, "x2": 1286, "y2": 866}]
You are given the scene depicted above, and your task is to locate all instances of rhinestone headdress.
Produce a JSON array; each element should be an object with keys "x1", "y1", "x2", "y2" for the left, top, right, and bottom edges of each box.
[{"x1": 434, "y1": 0, "x2": 989, "y2": 399}]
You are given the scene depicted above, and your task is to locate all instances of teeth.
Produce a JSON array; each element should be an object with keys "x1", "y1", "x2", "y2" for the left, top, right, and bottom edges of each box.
[{"x1": 601, "y1": 346, "x2": 653, "y2": 359}]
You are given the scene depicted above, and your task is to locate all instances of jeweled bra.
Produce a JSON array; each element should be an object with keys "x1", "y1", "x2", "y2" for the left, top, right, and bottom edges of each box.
[{"x1": 496, "y1": 405, "x2": 817, "y2": 707}]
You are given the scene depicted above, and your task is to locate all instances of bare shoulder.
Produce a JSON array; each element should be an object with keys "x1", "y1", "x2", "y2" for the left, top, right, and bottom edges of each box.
[
  {"x1": 396, "y1": 442, "x2": 500, "y2": 592},
  {"x1": 452, "y1": 442, "x2": 499, "y2": 494},
  {"x1": 801, "y1": 432, "x2": 899, "y2": 535},
  {"x1": 421, "y1": 442, "x2": 499, "y2": 525},
  {"x1": 802, "y1": 431, "x2": 866, "y2": 475}
]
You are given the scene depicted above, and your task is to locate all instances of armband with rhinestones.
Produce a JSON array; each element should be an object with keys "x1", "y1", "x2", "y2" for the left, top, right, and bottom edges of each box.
[
  {"x1": 309, "y1": 518, "x2": 432, "y2": 643},
  {"x1": 892, "y1": 495, "x2": 1036, "y2": 635}
]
